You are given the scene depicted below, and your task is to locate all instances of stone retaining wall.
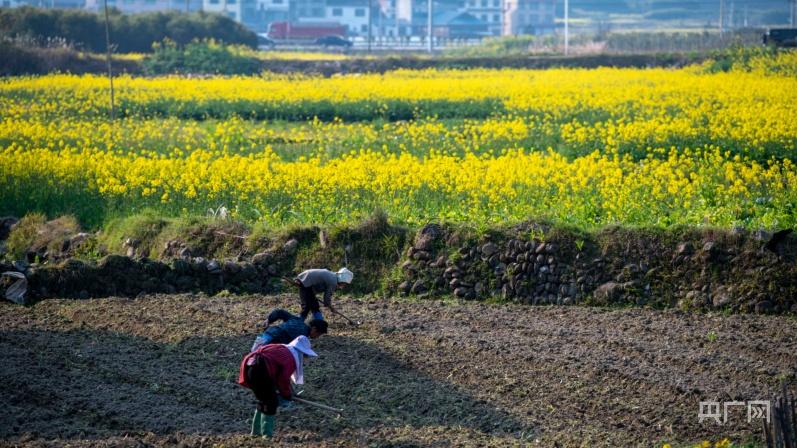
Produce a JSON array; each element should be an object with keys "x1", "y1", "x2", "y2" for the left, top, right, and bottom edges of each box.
[
  {"x1": 2, "y1": 219, "x2": 796, "y2": 314},
  {"x1": 394, "y1": 223, "x2": 797, "y2": 314}
]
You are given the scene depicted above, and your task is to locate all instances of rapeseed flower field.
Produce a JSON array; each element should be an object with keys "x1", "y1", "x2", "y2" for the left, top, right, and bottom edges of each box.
[{"x1": 1, "y1": 64, "x2": 796, "y2": 229}]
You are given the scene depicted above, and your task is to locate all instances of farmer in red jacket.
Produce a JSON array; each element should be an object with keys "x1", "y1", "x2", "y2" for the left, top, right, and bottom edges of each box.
[{"x1": 238, "y1": 335, "x2": 318, "y2": 437}]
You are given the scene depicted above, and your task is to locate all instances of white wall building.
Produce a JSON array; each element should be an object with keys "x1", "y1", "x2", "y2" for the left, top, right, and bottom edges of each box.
[
  {"x1": 376, "y1": 0, "x2": 406, "y2": 37},
  {"x1": 256, "y1": 0, "x2": 289, "y2": 28},
  {"x1": 503, "y1": 0, "x2": 555, "y2": 35},
  {"x1": 326, "y1": 0, "x2": 369, "y2": 35},
  {"x1": 200, "y1": 0, "x2": 256, "y2": 28},
  {"x1": 291, "y1": 0, "x2": 325, "y2": 20},
  {"x1": 462, "y1": 0, "x2": 501, "y2": 35},
  {"x1": 394, "y1": 0, "x2": 411, "y2": 22}
]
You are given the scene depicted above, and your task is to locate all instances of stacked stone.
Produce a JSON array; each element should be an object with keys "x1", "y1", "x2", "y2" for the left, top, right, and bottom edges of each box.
[{"x1": 397, "y1": 225, "x2": 588, "y2": 305}]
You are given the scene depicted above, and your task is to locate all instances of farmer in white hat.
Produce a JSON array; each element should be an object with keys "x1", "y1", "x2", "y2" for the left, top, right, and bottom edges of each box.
[
  {"x1": 238, "y1": 335, "x2": 318, "y2": 438},
  {"x1": 290, "y1": 268, "x2": 353, "y2": 321}
]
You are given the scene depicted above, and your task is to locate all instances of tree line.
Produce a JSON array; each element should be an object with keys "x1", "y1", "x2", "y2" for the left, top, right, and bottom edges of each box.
[{"x1": 0, "y1": 7, "x2": 257, "y2": 53}]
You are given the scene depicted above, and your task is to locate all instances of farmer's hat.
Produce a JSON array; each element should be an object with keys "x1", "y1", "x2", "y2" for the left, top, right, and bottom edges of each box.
[{"x1": 336, "y1": 267, "x2": 354, "y2": 284}]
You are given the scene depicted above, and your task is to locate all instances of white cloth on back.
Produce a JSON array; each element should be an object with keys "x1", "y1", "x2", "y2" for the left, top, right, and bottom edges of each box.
[{"x1": 285, "y1": 335, "x2": 318, "y2": 385}]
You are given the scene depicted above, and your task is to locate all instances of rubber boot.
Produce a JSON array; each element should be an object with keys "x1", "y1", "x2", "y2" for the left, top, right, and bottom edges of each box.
[
  {"x1": 261, "y1": 414, "x2": 275, "y2": 438},
  {"x1": 250, "y1": 409, "x2": 263, "y2": 436}
]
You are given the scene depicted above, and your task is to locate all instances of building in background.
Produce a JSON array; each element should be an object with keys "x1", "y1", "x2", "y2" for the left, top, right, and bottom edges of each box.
[
  {"x1": 409, "y1": 0, "x2": 468, "y2": 37},
  {"x1": 433, "y1": 10, "x2": 487, "y2": 37},
  {"x1": 373, "y1": 0, "x2": 407, "y2": 38},
  {"x1": 13, "y1": 0, "x2": 85, "y2": 8},
  {"x1": 254, "y1": 0, "x2": 289, "y2": 31},
  {"x1": 326, "y1": 0, "x2": 368, "y2": 35},
  {"x1": 461, "y1": 0, "x2": 501, "y2": 35},
  {"x1": 503, "y1": 0, "x2": 555, "y2": 35},
  {"x1": 290, "y1": 0, "x2": 325, "y2": 21}
]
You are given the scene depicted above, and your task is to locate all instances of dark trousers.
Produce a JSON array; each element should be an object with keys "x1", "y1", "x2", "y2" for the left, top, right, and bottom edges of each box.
[
  {"x1": 299, "y1": 285, "x2": 320, "y2": 320},
  {"x1": 244, "y1": 358, "x2": 278, "y2": 415}
]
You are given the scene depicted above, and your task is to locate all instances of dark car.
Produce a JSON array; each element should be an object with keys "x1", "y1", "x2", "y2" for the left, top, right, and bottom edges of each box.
[
  {"x1": 257, "y1": 34, "x2": 276, "y2": 50},
  {"x1": 314, "y1": 35, "x2": 353, "y2": 48},
  {"x1": 763, "y1": 28, "x2": 797, "y2": 47}
]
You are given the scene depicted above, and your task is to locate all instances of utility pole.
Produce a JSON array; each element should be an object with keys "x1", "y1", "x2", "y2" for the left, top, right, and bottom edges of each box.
[
  {"x1": 792, "y1": 0, "x2": 796, "y2": 27},
  {"x1": 185, "y1": 0, "x2": 189, "y2": 13},
  {"x1": 368, "y1": 0, "x2": 373, "y2": 52},
  {"x1": 718, "y1": 0, "x2": 724, "y2": 35},
  {"x1": 427, "y1": 0, "x2": 432, "y2": 53},
  {"x1": 395, "y1": 1, "x2": 400, "y2": 47},
  {"x1": 102, "y1": 0, "x2": 115, "y2": 121},
  {"x1": 728, "y1": 0, "x2": 734, "y2": 30},
  {"x1": 564, "y1": 0, "x2": 569, "y2": 55},
  {"x1": 743, "y1": 3, "x2": 747, "y2": 27}
]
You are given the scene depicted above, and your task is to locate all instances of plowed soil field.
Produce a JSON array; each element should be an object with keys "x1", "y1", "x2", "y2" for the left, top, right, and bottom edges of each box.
[{"x1": 2, "y1": 294, "x2": 795, "y2": 447}]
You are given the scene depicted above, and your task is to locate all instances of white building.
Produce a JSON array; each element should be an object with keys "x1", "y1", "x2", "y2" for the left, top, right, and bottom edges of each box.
[
  {"x1": 462, "y1": 0, "x2": 501, "y2": 36},
  {"x1": 326, "y1": 0, "x2": 369, "y2": 35},
  {"x1": 202, "y1": 0, "x2": 258, "y2": 28},
  {"x1": 503, "y1": 0, "x2": 555, "y2": 35},
  {"x1": 291, "y1": 0, "x2": 325, "y2": 20},
  {"x1": 255, "y1": 0, "x2": 289, "y2": 29},
  {"x1": 394, "y1": 0, "x2": 411, "y2": 22},
  {"x1": 376, "y1": 0, "x2": 407, "y2": 37}
]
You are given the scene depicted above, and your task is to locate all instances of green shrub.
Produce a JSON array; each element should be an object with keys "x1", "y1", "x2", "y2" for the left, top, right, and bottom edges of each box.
[
  {"x1": 0, "y1": 40, "x2": 43, "y2": 75},
  {"x1": 98, "y1": 212, "x2": 174, "y2": 258},
  {"x1": 444, "y1": 35, "x2": 557, "y2": 57},
  {"x1": 142, "y1": 39, "x2": 261, "y2": 75},
  {"x1": 702, "y1": 44, "x2": 796, "y2": 76},
  {"x1": 604, "y1": 30, "x2": 763, "y2": 53},
  {"x1": 4, "y1": 213, "x2": 46, "y2": 261}
]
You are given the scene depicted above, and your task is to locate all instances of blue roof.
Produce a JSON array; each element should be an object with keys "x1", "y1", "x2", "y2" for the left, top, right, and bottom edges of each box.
[{"x1": 433, "y1": 10, "x2": 482, "y2": 25}]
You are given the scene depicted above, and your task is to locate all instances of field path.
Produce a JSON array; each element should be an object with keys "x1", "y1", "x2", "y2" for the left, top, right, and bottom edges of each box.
[{"x1": 1, "y1": 294, "x2": 795, "y2": 447}]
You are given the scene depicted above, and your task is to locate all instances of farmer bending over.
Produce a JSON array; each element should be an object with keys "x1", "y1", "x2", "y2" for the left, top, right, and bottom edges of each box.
[
  {"x1": 238, "y1": 335, "x2": 318, "y2": 438},
  {"x1": 251, "y1": 308, "x2": 328, "y2": 351},
  {"x1": 290, "y1": 268, "x2": 353, "y2": 320}
]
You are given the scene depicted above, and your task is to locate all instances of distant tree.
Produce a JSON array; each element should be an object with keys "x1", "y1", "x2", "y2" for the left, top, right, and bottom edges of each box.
[
  {"x1": 56, "y1": 9, "x2": 105, "y2": 50},
  {"x1": 0, "y1": 7, "x2": 257, "y2": 53}
]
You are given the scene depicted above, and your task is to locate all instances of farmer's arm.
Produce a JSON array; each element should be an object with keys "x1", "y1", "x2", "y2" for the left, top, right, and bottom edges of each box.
[
  {"x1": 267, "y1": 309, "x2": 294, "y2": 325},
  {"x1": 323, "y1": 284, "x2": 336, "y2": 313}
]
